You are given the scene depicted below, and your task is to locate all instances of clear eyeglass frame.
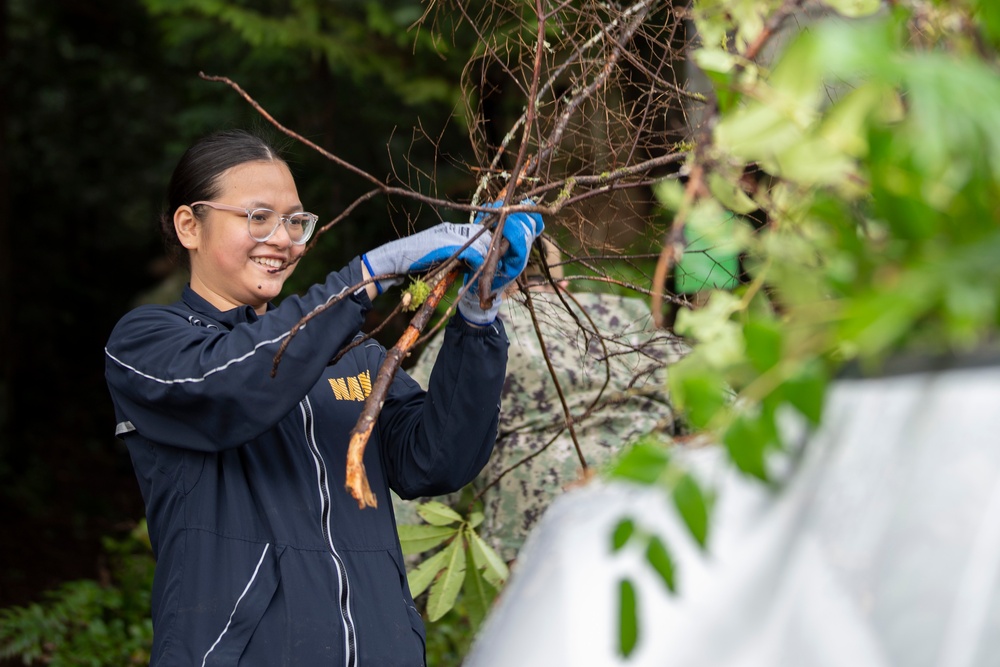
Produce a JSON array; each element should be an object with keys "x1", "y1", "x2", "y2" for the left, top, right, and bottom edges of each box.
[{"x1": 190, "y1": 201, "x2": 318, "y2": 245}]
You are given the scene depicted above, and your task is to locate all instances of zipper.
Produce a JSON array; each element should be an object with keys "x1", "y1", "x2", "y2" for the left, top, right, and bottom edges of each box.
[{"x1": 300, "y1": 397, "x2": 358, "y2": 667}]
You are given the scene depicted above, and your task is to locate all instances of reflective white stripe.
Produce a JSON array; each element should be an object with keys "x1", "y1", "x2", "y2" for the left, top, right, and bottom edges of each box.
[
  {"x1": 301, "y1": 398, "x2": 358, "y2": 667},
  {"x1": 115, "y1": 421, "x2": 135, "y2": 437},
  {"x1": 201, "y1": 543, "x2": 271, "y2": 667},
  {"x1": 105, "y1": 336, "x2": 286, "y2": 385},
  {"x1": 104, "y1": 285, "x2": 350, "y2": 385}
]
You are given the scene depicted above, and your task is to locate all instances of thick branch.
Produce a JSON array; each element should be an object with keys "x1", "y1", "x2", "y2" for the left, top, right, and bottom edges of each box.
[{"x1": 345, "y1": 268, "x2": 459, "y2": 509}]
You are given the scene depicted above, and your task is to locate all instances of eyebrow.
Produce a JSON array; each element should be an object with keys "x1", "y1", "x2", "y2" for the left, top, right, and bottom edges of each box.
[{"x1": 245, "y1": 201, "x2": 306, "y2": 213}]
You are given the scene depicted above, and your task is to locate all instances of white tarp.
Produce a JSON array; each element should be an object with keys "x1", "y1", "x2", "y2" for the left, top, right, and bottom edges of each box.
[{"x1": 464, "y1": 360, "x2": 1000, "y2": 667}]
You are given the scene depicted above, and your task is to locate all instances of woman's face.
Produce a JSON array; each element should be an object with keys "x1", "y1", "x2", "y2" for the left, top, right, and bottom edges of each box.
[{"x1": 179, "y1": 160, "x2": 307, "y2": 314}]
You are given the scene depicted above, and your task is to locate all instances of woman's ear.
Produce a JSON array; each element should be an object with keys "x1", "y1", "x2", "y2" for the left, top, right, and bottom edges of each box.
[{"x1": 174, "y1": 206, "x2": 200, "y2": 250}]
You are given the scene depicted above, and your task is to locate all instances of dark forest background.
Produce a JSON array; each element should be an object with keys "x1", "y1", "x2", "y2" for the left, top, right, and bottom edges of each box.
[{"x1": 0, "y1": 0, "x2": 521, "y2": 610}]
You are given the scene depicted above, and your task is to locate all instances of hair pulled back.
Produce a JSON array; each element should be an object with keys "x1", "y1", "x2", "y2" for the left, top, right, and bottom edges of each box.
[{"x1": 160, "y1": 128, "x2": 287, "y2": 267}]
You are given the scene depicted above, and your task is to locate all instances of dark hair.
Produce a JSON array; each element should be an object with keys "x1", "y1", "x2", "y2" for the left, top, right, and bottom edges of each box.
[{"x1": 160, "y1": 128, "x2": 288, "y2": 267}]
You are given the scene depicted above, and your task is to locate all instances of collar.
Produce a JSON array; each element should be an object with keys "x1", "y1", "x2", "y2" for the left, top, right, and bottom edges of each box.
[{"x1": 181, "y1": 284, "x2": 264, "y2": 328}]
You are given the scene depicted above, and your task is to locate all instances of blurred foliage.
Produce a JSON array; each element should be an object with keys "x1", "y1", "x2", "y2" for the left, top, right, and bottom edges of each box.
[
  {"x1": 0, "y1": 522, "x2": 154, "y2": 666},
  {"x1": 662, "y1": 0, "x2": 1000, "y2": 484},
  {"x1": 605, "y1": 0, "x2": 1000, "y2": 654}
]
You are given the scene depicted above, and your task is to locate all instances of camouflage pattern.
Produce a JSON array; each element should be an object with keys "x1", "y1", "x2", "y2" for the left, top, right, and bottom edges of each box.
[{"x1": 394, "y1": 291, "x2": 688, "y2": 564}]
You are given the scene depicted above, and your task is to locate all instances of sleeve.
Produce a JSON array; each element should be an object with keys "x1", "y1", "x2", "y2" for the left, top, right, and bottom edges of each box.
[
  {"x1": 104, "y1": 259, "x2": 372, "y2": 451},
  {"x1": 378, "y1": 316, "x2": 510, "y2": 499}
]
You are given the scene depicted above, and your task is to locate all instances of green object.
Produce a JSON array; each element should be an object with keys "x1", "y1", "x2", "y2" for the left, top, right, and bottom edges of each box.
[{"x1": 675, "y1": 214, "x2": 742, "y2": 293}]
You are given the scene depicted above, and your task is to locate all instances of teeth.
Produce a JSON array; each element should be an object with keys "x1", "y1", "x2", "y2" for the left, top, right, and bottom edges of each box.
[{"x1": 253, "y1": 257, "x2": 284, "y2": 269}]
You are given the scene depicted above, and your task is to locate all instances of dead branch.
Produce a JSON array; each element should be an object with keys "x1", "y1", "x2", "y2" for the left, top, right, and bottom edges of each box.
[{"x1": 345, "y1": 267, "x2": 459, "y2": 508}]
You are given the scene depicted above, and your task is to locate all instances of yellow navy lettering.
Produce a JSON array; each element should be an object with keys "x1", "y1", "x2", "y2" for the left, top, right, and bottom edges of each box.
[{"x1": 328, "y1": 371, "x2": 372, "y2": 401}]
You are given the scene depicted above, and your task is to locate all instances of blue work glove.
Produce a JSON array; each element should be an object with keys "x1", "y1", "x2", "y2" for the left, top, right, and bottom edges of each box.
[
  {"x1": 473, "y1": 200, "x2": 545, "y2": 293},
  {"x1": 362, "y1": 222, "x2": 492, "y2": 295},
  {"x1": 457, "y1": 200, "x2": 545, "y2": 325}
]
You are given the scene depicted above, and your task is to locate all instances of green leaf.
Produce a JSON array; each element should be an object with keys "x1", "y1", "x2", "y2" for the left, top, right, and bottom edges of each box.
[
  {"x1": 617, "y1": 578, "x2": 639, "y2": 658},
  {"x1": 672, "y1": 474, "x2": 711, "y2": 549},
  {"x1": 714, "y1": 99, "x2": 808, "y2": 166},
  {"x1": 468, "y1": 529, "x2": 509, "y2": 588},
  {"x1": 652, "y1": 178, "x2": 686, "y2": 212},
  {"x1": 426, "y1": 539, "x2": 467, "y2": 622},
  {"x1": 612, "y1": 518, "x2": 635, "y2": 552},
  {"x1": 609, "y1": 438, "x2": 671, "y2": 485},
  {"x1": 706, "y1": 171, "x2": 758, "y2": 215},
  {"x1": 767, "y1": 134, "x2": 859, "y2": 189},
  {"x1": 692, "y1": 48, "x2": 740, "y2": 112},
  {"x1": 723, "y1": 414, "x2": 771, "y2": 481},
  {"x1": 406, "y1": 547, "x2": 451, "y2": 599},
  {"x1": 673, "y1": 292, "x2": 746, "y2": 367},
  {"x1": 744, "y1": 320, "x2": 783, "y2": 374},
  {"x1": 839, "y1": 282, "x2": 929, "y2": 357},
  {"x1": 783, "y1": 361, "x2": 828, "y2": 425},
  {"x1": 692, "y1": 47, "x2": 736, "y2": 77},
  {"x1": 974, "y1": 0, "x2": 1000, "y2": 47},
  {"x1": 462, "y1": 542, "x2": 499, "y2": 628},
  {"x1": 396, "y1": 524, "x2": 460, "y2": 555},
  {"x1": 644, "y1": 535, "x2": 677, "y2": 593},
  {"x1": 416, "y1": 501, "x2": 464, "y2": 526},
  {"x1": 670, "y1": 362, "x2": 730, "y2": 430}
]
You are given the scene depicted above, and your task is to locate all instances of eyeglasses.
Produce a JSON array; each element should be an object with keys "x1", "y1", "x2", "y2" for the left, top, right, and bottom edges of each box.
[{"x1": 190, "y1": 201, "x2": 318, "y2": 245}]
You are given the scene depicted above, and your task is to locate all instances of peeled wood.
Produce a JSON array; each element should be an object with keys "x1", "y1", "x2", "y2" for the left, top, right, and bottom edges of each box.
[{"x1": 345, "y1": 269, "x2": 459, "y2": 509}]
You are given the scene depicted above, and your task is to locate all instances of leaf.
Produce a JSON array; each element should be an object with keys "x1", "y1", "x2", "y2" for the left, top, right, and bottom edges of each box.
[
  {"x1": 767, "y1": 134, "x2": 858, "y2": 189},
  {"x1": 973, "y1": 0, "x2": 1000, "y2": 47},
  {"x1": 644, "y1": 535, "x2": 677, "y2": 594},
  {"x1": 669, "y1": 361, "x2": 730, "y2": 430},
  {"x1": 673, "y1": 291, "x2": 746, "y2": 368},
  {"x1": 706, "y1": 171, "x2": 758, "y2": 215},
  {"x1": 839, "y1": 282, "x2": 929, "y2": 357},
  {"x1": 783, "y1": 360, "x2": 828, "y2": 425},
  {"x1": 692, "y1": 47, "x2": 736, "y2": 77},
  {"x1": 714, "y1": 99, "x2": 809, "y2": 166},
  {"x1": 462, "y1": 542, "x2": 499, "y2": 628},
  {"x1": 692, "y1": 48, "x2": 740, "y2": 112},
  {"x1": 426, "y1": 539, "x2": 467, "y2": 622},
  {"x1": 467, "y1": 529, "x2": 509, "y2": 588},
  {"x1": 609, "y1": 437, "x2": 671, "y2": 485},
  {"x1": 617, "y1": 578, "x2": 639, "y2": 658},
  {"x1": 652, "y1": 178, "x2": 686, "y2": 213},
  {"x1": 612, "y1": 518, "x2": 635, "y2": 552},
  {"x1": 744, "y1": 319, "x2": 783, "y2": 374},
  {"x1": 406, "y1": 547, "x2": 451, "y2": 599},
  {"x1": 416, "y1": 501, "x2": 464, "y2": 526},
  {"x1": 672, "y1": 474, "x2": 711, "y2": 549},
  {"x1": 723, "y1": 413, "x2": 772, "y2": 481},
  {"x1": 396, "y1": 524, "x2": 460, "y2": 555}
]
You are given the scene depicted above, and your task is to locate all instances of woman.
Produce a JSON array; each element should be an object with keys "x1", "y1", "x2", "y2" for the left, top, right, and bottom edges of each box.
[{"x1": 104, "y1": 128, "x2": 542, "y2": 666}]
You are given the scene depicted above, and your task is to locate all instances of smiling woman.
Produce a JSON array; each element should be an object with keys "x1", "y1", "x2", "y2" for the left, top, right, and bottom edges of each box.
[
  {"x1": 103, "y1": 128, "x2": 544, "y2": 666},
  {"x1": 177, "y1": 161, "x2": 307, "y2": 312}
]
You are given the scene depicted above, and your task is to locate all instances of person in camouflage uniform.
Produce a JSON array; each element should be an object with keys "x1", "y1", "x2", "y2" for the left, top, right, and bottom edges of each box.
[{"x1": 394, "y1": 244, "x2": 688, "y2": 564}]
